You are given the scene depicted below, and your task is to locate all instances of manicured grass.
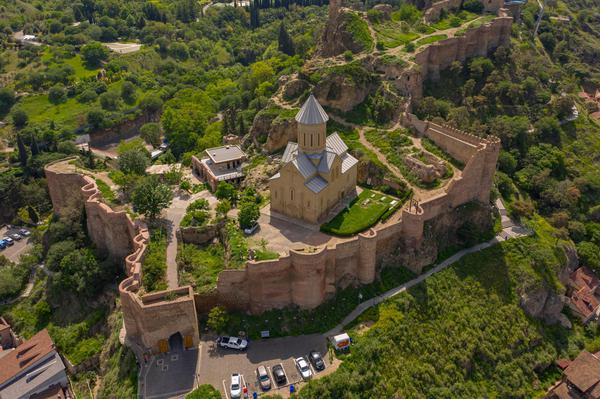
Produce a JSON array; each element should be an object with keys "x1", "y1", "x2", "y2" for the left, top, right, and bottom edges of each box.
[
  {"x1": 416, "y1": 34, "x2": 448, "y2": 47},
  {"x1": 321, "y1": 189, "x2": 399, "y2": 236},
  {"x1": 431, "y1": 10, "x2": 478, "y2": 30}
]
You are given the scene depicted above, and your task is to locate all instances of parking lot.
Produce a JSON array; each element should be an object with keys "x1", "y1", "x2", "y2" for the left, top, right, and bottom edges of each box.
[
  {"x1": 198, "y1": 334, "x2": 337, "y2": 398},
  {"x1": 0, "y1": 226, "x2": 33, "y2": 263}
]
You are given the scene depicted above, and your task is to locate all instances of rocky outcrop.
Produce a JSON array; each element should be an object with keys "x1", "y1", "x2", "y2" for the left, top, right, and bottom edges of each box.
[
  {"x1": 520, "y1": 286, "x2": 572, "y2": 329},
  {"x1": 313, "y1": 61, "x2": 378, "y2": 113},
  {"x1": 320, "y1": 0, "x2": 373, "y2": 56},
  {"x1": 282, "y1": 77, "x2": 310, "y2": 101},
  {"x1": 249, "y1": 107, "x2": 298, "y2": 153}
]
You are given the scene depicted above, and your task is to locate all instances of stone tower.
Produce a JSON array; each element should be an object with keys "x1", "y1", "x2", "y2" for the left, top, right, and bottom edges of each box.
[{"x1": 296, "y1": 94, "x2": 329, "y2": 158}]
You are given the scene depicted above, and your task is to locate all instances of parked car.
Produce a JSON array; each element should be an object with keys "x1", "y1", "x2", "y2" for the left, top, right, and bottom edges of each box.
[
  {"x1": 18, "y1": 229, "x2": 30, "y2": 237},
  {"x1": 0, "y1": 240, "x2": 6, "y2": 250},
  {"x1": 217, "y1": 336, "x2": 248, "y2": 351},
  {"x1": 256, "y1": 365, "x2": 271, "y2": 391},
  {"x1": 230, "y1": 373, "x2": 242, "y2": 399},
  {"x1": 10, "y1": 233, "x2": 22, "y2": 241},
  {"x1": 2, "y1": 237, "x2": 14, "y2": 246},
  {"x1": 271, "y1": 364, "x2": 286, "y2": 385},
  {"x1": 243, "y1": 222, "x2": 259, "y2": 235},
  {"x1": 308, "y1": 350, "x2": 325, "y2": 371},
  {"x1": 295, "y1": 357, "x2": 312, "y2": 380}
]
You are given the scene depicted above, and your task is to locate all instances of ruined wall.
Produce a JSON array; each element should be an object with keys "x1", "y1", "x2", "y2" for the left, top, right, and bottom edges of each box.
[
  {"x1": 217, "y1": 120, "x2": 499, "y2": 313},
  {"x1": 44, "y1": 159, "x2": 199, "y2": 353},
  {"x1": 394, "y1": 16, "x2": 512, "y2": 99},
  {"x1": 414, "y1": 17, "x2": 512, "y2": 81},
  {"x1": 423, "y1": 0, "x2": 462, "y2": 22}
]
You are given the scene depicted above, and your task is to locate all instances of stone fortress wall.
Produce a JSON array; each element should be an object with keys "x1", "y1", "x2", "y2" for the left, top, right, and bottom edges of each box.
[
  {"x1": 44, "y1": 160, "x2": 199, "y2": 353},
  {"x1": 424, "y1": 0, "x2": 503, "y2": 22},
  {"x1": 216, "y1": 117, "x2": 500, "y2": 313},
  {"x1": 392, "y1": 13, "x2": 513, "y2": 99}
]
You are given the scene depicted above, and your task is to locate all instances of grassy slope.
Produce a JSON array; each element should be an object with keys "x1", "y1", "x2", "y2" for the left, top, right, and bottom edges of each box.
[{"x1": 299, "y1": 218, "x2": 593, "y2": 399}]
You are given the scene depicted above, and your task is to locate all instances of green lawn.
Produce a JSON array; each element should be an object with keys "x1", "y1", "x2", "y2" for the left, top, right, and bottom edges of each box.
[
  {"x1": 374, "y1": 22, "x2": 420, "y2": 48},
  {"x1": 321, "y1": 189, "x2": 399, "y2": 236},
  {"x1": 416, "y1": 34, "x2": 448, "y2": 47}
]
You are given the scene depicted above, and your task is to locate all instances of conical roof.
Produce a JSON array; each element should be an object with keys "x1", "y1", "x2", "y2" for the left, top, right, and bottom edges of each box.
[{"x1": 295, "y1": 94, "x2": 329, "y2": 125}]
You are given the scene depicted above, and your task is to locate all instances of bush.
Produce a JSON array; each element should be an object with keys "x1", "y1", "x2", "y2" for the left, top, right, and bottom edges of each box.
[
  {"x1": 207, "y1": 306, "x2": 229, "y2": 333},
  {"x1": 81, "y1": 41, "x2": 109, "y2": 68},
  {"x1": 405, "y1": 42, "x2": 415, "y2": 52},
  {"x1": 142, "y1": 229, "x2": 168, "y2": 292},
  {"x1": 140, "y1": 123, "x2": 161, "y2": 147},
  {"x1": 48, "y1": 84, "x2": 67, "y2": 104},
  {"x1": 186, "y1": 385, "x2": 221, "y2": 399},
  {"x1": 78, "y1": 89, "x2": 98, "y2": 103},
  {"x1": 462, "y1": 0, "x2": 484, "y2": 13}
]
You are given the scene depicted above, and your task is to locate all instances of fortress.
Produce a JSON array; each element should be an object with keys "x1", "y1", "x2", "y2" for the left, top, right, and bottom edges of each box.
[{"x1": 43, "y1": 0, "x2": 506, "y2": 354}]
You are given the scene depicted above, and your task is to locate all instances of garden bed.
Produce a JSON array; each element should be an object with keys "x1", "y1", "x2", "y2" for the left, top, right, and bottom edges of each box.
[{"x1": 320, "y1": 189, "x2": 401, "y2": 236}]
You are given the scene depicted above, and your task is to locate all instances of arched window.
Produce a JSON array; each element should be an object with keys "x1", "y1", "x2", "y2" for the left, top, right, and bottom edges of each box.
[
  {"x1": 290, "y1": 189, "x2": 294, "y2": 201},
  {"x1": 310, "y1": 134, "x2": 313, "y2": 147}
]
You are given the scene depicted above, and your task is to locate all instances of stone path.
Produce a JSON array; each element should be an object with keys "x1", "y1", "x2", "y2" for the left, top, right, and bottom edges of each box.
[
  {"x1": 324, "y1": 199, "x2": 530, "y2": 337},
  {"x1": 164, "y1": 191, "x2": 219, "y2": 289}
]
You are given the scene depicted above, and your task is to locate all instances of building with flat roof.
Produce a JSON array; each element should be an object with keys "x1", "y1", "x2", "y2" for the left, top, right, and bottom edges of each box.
[
  {"x1": 269, "y1": 94, "x2": 358, "y2": 224},
  {"x1": 0, "y1": 329, "x2": 69, "y2": 399},
  {"x1": 191, "y1": 145, "x2": 247, "y2": 191}
]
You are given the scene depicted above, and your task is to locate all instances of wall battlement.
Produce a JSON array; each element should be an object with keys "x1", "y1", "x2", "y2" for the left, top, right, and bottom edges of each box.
[
  {"x1": 44, "y1": 159, "x2": 199, "y2": 353},
  {"x1": 216, "y1": 115, "x2": 500, "y2": 312}
]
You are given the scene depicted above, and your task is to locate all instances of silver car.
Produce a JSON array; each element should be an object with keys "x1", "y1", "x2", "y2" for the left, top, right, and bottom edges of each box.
[{"x1": 256, "y1": 365, "x2": 271, "y2": 391}]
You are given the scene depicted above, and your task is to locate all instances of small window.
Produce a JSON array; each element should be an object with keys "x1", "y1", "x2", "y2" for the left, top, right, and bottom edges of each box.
[
  {"x1": 310, "y1": 134, "x2": 313, "y2": 146},
  {"x1": 307, "y1": 200, "x2": 310, "y2": 208},
  {"x1": 291, "y1": 189, "x2": 294, "y2": 201}
]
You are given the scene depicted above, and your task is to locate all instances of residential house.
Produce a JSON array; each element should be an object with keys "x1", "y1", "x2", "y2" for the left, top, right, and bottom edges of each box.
[
  {"x1": 0, "y1": 329, "x2": 69, "y2": 399},
  {"x1": 546, "y1": 350, "x2": 600, "y2": 399},
  {"x1": 191, "y1": 145, "x2": 246, "y2": 191}
]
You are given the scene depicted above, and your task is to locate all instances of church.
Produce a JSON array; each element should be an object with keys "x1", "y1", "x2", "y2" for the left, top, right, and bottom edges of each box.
[{"x1": 269, "y1": 94, "x2": 358, "y2": 224}]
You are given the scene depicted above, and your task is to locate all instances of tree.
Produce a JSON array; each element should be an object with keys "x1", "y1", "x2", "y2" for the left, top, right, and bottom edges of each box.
[
  {"x1": 238, "y1": 200, "x2": 260, "y2": 229},
  {"x1": 81, "y1": 41, "x2": 109, "y2": 68},
  {"x1": 99, "y1": 91, "x2": 120, "y2": 111},
  {"x1": 207, "y1": 306, "x2": 229, "y2": 333},
  {"x1": 121, "y1": 81, "x2": 137, "y2": 104},
  {"x1": 140, "y1": 94, "x2": 163, "y2": 114},
  {"x1": 535, "y1": 116, "x2": 562, "y2": 143},
  {"x1": 118, "y1": 148, "x2": 150, "y2": 175},
  {"x1": 216, "y1": 199, "x2": 231, "y2": 218},
  {"x1": 132, "y1": 176, "x2": 173, "y2": 221},
  {"x1": 12, "y1": 109, "x2": 28, "y2": 129},
  {"x1": 48, "y1": 84, "x2": 67, "y2": 104},
  {"x1": 140, "y1": 123, "x2": 162, "y2": 147},
  {"x1": 278, "y1": 22, "x2": 295, "y2": 56},
  {"x1": 215, "y1": 182, "x2": 236, "y2": 203},
  {"x1": 87, "y1": 110, "x2": 105, "y2": 129},
  {"x1": 16, "y1": 133, "x2": 28, "y2": 167},
  {"x1": 462, "y1": 0, "x2": 484, "y2": 13},
  {"x1": 0, "y1": 88, "x2": 16, "y2": 116}
]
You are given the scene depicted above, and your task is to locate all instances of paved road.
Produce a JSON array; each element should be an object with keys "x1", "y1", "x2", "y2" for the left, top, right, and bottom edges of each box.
[
  {"x1": 163, "y1": 191, "x2": 218, "y2": 289},
  {"x1": 324, "y1": 200, "x2": 531, "y2": 337}
]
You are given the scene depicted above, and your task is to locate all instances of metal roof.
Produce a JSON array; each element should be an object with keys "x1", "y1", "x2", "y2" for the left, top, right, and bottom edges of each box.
[
  {"x1": 292, "y1": 152, "x2": 316, "y2": 179},
  {"x1": 282, "y1": 142, "x2": 298, "y2": 163},
  {"x1": 295, "y1": 94, "x2": 329, "y2": 125},
  {"x1": 318, "y1": 151, "x2": 336, "y2": 173},
  {"x1": 326, "y1": 133, "x2": 348, "y2": 155},
  {"x1": 305, "y1": 176, "x2": 328, "y2": 193},
  {"x1": 341, "y1": 153, "x2": 358, "y2": 173}
]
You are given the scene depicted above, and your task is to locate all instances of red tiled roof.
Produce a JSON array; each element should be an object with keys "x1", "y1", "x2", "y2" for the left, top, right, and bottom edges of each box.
[
  {"x1": 556, "y1": 358, "x2": 571, "y2": 370},
  {"x1": 0, "y1": 329, "x2": 56, "y2": 385},
  {"x1": 563, "y1": 351, "x2": 600, "y2": 393},
  {"x1": 570, "y1": 267, "x2": 600, "y2": 291}
]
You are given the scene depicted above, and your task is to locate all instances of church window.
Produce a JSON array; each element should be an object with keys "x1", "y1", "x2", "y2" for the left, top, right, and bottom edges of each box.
[
  {"x1": 311, "y1": 134, "x2": 313, "y2": 146},
  {"x1": 291, "y1": 189, "x2": 294, "y2": 201}
]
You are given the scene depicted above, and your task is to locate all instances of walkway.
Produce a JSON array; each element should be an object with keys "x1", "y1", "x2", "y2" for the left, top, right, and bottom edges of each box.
[
  {"x1": 324, "y1": 199, "x2": 530, "y2": 337},
  {"x1": 163, "y1": 191, "x2": 218, "y2": 289}
]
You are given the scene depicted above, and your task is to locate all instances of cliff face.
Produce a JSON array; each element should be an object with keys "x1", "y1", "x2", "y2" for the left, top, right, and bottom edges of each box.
[
  {"x1": 320, "y1": 0, "x2": 373, "y2": 56},
  {"x1": 249, "y1": 107, "x2": 298, "y2": 153}
]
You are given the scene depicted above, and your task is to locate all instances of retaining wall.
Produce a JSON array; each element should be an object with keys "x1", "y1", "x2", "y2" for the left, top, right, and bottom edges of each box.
[
  {"x1": 44, "y1": 159, "x2": 199, "y2": 353},
  {"x1": 216, "y1": 115, "x2": 500, "y2": 312}
]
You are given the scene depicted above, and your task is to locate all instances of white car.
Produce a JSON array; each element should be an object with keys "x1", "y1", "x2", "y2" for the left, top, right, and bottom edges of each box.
[
  {"x1": 2, "y1": 237, "x2": 14, "y2": 246},
  {"x1": 295, "y1": 357, "x2": 312, "y2": 380},
  {"x1": 230, "y1": 373, "x2": 242, "y2": 399},
  {"x1": 217, "y1": 336, "x2": 248, "y2": 350}
]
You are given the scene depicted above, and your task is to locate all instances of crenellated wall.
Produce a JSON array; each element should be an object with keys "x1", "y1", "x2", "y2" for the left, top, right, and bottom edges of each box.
[
  {"x1": 394, "y1": 16, "x2": 513, "y2": 99},
  {"x1": 44, "y1": 159, "x2": 199, "y2": 353},
  {"x1": 216, "y1": 116, "x2": 500, "y2": 312}
]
